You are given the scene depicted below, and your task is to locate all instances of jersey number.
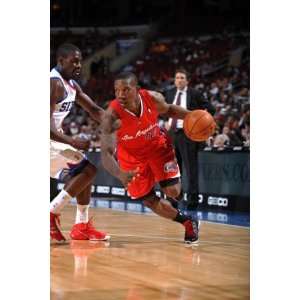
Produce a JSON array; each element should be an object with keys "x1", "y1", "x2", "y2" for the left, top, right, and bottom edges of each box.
[{"x1": 59, "y1": 102, "x2": 73, "y2": 112}]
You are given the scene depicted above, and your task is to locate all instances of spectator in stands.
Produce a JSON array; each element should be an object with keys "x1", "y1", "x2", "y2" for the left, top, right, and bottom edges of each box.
[
  {"x1": 241, "y1": 124, "x2": 250, "y2": 146},
  {"x1": 69, "y1": 122, "x2": 80, "y2": 137},
  {"x1": 214, "y1": 126, "x2": 230, "y2": 148},
  {"x1": 78, "y1": 125, "x2": 92, "y2": 141}
]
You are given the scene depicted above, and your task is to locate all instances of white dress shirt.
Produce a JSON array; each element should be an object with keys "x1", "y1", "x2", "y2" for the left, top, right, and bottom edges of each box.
[{"x1": 168, "y1": 87, "x2": 187, "y2": 129}]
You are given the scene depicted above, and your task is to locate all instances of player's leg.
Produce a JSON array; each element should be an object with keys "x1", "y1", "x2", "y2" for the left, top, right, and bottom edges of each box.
[
  {"x1": 160, "y1": 177, "x2": 182, "y2": 209},
  {"x1": 160, "y1": 178, "x2": 181, "y2": 198},
  {"x1": 75, "y1": 184, "x2": 91, "y2": 223},
  {"x1": 143, "y1": 190, "x2": 177, "y2": 219},
  {"x1": 50, "y1": 160, "x2": 96, "y2": 216},
  {"x1": 50, "y1": 160, "x2": 96, "y2": 242},
  {"x1": 120, "y1": 153, "x2": 199, "y2": 244},
  {"x1": 50, "y1": 144, "x2": 83, "y2": 242},
  {"x1": 69, "y1": 183, "x2": 110, "y2": 241},
  {"x1": 161, "y1": 179, "x2": 199, "y2": 244},
  {"x1": 119, "y1": 159, "x2": 177, "y2": 219},
  {"x1": 141, "y1": 189, "x2": 199, "y2": 244},
  {"x1": 50, "y1": 142, "x2": 93, "y2": 215},
  {"x1": 63, "y1": 162, "x2": 96, "y2": 196},
  {"x1": 50, "y1": 141, "x2": 103, "y2": 242},
  {"x1": 149, "y1": 144, "x2": 182, "y2": 207},
  {"x1": 148, "y1": 146, "x2": 200, "y2": 244}
]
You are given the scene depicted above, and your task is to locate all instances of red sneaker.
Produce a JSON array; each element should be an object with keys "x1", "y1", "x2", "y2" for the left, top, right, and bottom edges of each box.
[
  {"x1": 50, "y1": 212, "x2": 66, "y2": 242},
  {"x1": 183, "y1": 219, "x2": 200, "y2": 244},
  {"x1": 69, "y1": 219, "x2": 110, "y2": 241}
]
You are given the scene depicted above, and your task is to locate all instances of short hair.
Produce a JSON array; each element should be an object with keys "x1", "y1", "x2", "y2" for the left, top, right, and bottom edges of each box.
[
  {"x1": 115, "y1": 72, "x2": 138, "y2": 85},
  {"x1": 175, "y1": 68, "x2": 189, "y2": 80},
  {"x1": 56, "y1": 43, "x2": 81, "y2": 60}
]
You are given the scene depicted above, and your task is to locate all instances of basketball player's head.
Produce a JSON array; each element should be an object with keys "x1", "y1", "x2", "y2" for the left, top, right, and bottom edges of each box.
[
  {"x1": 174, "y1": 68, "x2": 189, "y2": 90},
  {"x1": 114, "y1": 72, "x2": 139, "y2": 107},
  {"x1": 56, "y1": 43, "x2": 82, "y2": 80}
]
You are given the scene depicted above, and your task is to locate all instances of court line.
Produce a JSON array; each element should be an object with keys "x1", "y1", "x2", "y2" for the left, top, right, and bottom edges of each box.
[
  {"x1": 108, "y1": 233, "x2": 249, "y2": 246},
  {"x1": 90, "y1": 208, "x2": 250, "y2": 229},
  {"x1": 60, "y1": 231, "x2": 248, "y2": 246},
  {"x1": 111, "y1": 234, "x2": 248, "y2": 246},
  {"x1": 201, "y1": 220, "x2": 250, "y2": 229}
]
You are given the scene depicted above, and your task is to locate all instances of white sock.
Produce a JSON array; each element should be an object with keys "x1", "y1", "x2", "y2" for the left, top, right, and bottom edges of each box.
[
  {"x1": 50, "y1": 189, "x2": 72, "y2": 214},
  {"x1": 76, "y1": 204, "x2": 89, "y2": 224}
]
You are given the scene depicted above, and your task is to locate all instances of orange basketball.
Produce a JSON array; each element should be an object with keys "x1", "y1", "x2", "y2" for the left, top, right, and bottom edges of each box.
[{"x1": 183, "y1": 110, "x2": 216, "y2": 142}]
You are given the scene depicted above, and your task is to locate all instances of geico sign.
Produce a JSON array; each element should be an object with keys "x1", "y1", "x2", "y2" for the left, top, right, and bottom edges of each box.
[{"x1": 207, "y1": 196, "x2": 228, "y2": 207}]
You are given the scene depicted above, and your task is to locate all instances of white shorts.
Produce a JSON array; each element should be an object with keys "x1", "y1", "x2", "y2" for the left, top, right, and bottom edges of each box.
[{"x1": 50, "y1": 140, "x2": 86, "y2": 179}]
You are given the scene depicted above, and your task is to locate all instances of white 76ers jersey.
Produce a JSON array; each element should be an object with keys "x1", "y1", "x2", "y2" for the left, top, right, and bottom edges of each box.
[{"x1": 50, "y1": 68, "x2": 76, "y2": 130}]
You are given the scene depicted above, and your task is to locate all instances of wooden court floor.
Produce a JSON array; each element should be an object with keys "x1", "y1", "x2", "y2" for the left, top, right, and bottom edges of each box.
[{"x1": 51, "y1": 205, "x2": 249, "y2": 300}]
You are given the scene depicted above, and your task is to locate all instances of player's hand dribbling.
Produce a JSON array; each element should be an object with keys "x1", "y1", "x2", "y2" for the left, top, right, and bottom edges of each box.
[
  {"x1": 71, "y1": 138, "x2": 91, "y2": 151},
  {"x1": 119, "y1": 168, "x2": 139, "y2": 190}
]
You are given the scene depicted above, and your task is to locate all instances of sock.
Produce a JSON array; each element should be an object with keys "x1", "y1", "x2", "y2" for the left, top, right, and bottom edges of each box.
[
  {"x1": 50, "y1": 189, "x2": 72, "y2": 214},
  {"x1": 76, "y1": 204, "x2": 89, "y2": 224},
  {"x1": 173, "y1": 210, "x2": 189, "y2": 224}
]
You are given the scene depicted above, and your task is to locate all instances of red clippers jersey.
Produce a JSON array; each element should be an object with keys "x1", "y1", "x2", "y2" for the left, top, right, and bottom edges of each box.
[{"x1": 109, "y1": 89, "x2": 169, "y2": 161}]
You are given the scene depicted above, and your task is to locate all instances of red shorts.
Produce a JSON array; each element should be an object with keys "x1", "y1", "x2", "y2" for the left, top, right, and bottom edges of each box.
[{"x1": 118, "y1": 144, "x2": 180, "y2": 199}]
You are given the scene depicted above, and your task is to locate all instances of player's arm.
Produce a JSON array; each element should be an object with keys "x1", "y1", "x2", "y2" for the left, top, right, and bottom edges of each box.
[
  {"x1": 148, "y1": 90, "x2": 191, "y2": 119},
  {"x1": 73, "y1": 80, "x2": 104, "y2": 124},
  {"x1": 100, "y1": 109, "x2": 136, "y2": 188},
  {"x1": 50, "y1": 78, "x2": 89, "y2": 150},
  {"x1": 99, "y1": 109, "x2": 121, "y2": 178}
]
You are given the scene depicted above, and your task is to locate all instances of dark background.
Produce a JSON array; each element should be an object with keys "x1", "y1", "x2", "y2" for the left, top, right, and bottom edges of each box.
[{"x1": 51, "y1": 0, "x2": 249, "y2": 33}]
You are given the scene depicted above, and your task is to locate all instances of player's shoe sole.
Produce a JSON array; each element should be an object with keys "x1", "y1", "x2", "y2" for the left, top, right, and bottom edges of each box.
[
  {"x1": 184, "y1": 239, "x2": 200, "y2": 245},
  {"x1": 89, "y1": 235, "x2": 111, "y2": 241},
  {"x1": 70, "y1": 230, "x2": 111, "y2": 241},
  {"x1": 51, "y1": 238, "x2": 67, "y2": 244}
]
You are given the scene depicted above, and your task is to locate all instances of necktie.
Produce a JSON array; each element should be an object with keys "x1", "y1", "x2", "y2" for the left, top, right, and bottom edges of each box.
[{"x1": 170, "y1": 92, "x2": 182, "y2": 130}]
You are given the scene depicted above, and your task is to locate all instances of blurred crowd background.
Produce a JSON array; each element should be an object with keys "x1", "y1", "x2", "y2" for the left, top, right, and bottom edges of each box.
[{"x1": 51, "y1": 0, "x2": 249, "y2": 150}]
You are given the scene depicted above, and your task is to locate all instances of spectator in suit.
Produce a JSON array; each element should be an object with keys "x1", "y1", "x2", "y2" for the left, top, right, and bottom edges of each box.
[{"x1": 164, "y1": 68, "x2": 216, "y2": 209}]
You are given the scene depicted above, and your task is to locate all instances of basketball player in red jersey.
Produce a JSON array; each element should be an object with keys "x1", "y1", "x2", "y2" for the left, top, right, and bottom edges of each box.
[{"x1": 100, "y1": 72, "x2": 199, "y2": 244}]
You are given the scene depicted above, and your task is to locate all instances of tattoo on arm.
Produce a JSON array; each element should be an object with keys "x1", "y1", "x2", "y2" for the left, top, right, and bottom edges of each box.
[
  {"x1": 148, "y1": 90, "x2": 169, "y2": 114},
  {"x1": 149, "y1": 90, "x2": 191, "y2": 119},
  {"x1": 150, "y1": 91, "x2": 165, "y2": 102}
]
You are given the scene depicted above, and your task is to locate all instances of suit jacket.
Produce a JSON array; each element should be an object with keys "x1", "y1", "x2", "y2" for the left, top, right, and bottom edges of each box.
[{"x1": 164, "y1": 87, "x2": 216, "y2": 116}]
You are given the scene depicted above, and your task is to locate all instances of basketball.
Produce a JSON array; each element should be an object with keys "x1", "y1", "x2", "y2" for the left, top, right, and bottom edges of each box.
[{"x1": 183, "y1": 110, "x2": 216, "y2": 142}]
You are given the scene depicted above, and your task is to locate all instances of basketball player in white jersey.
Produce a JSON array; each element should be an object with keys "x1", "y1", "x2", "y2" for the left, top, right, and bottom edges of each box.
[{"x1": 50, "y1": 43, "x2": 114, "y2": 242}]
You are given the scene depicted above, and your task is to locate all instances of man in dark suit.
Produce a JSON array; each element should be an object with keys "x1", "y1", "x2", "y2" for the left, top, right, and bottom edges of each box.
[{"x1": 164, "y1": 68, "x2": 215, "y2": 209}]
